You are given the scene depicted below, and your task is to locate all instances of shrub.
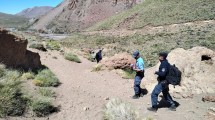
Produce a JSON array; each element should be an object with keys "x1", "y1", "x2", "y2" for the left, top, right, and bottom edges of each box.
[
  {"x1": 121, "y1": 68, "x2": 136, "y2": 79},
  {"x1": 32, "y1": 79, "x2": 44, "y2": 86},
  {"x1": 39, "y1": 88, "x2": 55, "y2": 98},
  {"x1": 31, "y1": 98, "x2": 55, "y2": 117},
  {"x1": 21, "y1": 72, "x2": 35, "y2": 80},
  {"x1": 64, "y1": 53, "x2": 81, "y2": 63},
  {"x1": 3, "y1": 70, "x2": 21, "y2": 81},
  {"x1": 29, "y1": 42, "x2": 44, "y2": 49},
  {"x1": 104, "y1": 98, "x2": 139, "y2": 120},
  {"x1": 46, "y1": 41, "x2": 61, "y2": 51},
  {"x1": 0, "y1": 69, "x2": 27, "y2": 117},
  {"x1": 92, "y1": 64, "x2": 103, "y2": 72},
  {"x1": 33, "y1": 69, "x2": 60, "y2": 87}
]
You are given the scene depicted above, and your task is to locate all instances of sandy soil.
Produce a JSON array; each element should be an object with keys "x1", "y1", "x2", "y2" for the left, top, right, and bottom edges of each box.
[{"x1": 6, "y1": 50, "x2": 214, "y2": 120}]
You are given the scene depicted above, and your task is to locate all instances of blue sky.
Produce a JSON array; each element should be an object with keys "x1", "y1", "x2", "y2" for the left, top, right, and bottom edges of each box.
[{"x1": 0, "y1": 0, "x2": 63, "y2": 14}]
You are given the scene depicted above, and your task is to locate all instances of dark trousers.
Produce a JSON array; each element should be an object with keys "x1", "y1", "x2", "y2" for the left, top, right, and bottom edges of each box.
[
  {"x1": 134, "y1": 73, "x2": 144, "y2": 95},
  {"x1": 151, "y1": 81, "x2": 175, "y2": 107},
  {"x1": 96, "y1": 58, "x2": 102, "y2": 63}
]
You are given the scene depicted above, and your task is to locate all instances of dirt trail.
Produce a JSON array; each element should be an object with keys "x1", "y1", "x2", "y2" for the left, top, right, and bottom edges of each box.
[
  {"x1": 39, "y1": 51, "x2": 136, "y2": 120},
  {"x1": 9, "y1": 50, "x2": 214, "y2": 120}
]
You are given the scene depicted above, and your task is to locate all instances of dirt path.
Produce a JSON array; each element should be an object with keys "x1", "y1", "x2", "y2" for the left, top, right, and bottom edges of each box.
[
  {"x1": 40, "y1": 51, "x2": 215, "y2": 120},
  {"x1": 39, "y1": 51, "x2": 136, "y2": 120},
  {"x1": 9, "y1": 50, "x2": 214, "y2": 120}
]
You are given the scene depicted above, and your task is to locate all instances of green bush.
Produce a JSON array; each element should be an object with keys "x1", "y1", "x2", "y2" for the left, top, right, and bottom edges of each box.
[
  {"x1": 21, "y1": 72, "x2": 35, "y2": 80},
  {"x1": 64, "y1": 53, "x2": 81, "y2": 63},
  {"x1": 31, "y1": 98, "x2": 55, "y2": 117},
  {"x1": 33, "y1": 69, "x2": 60, "y2": 87},
  {"x1": 121, "y1": 68, "x2": 136, "y2": 79},
  {"x1": 0, "y1": 68, "x2": 27, "y2": 117},
  {"x1": 46, "y1": 41, "x2": 61, "y2": 51},
  {"x1": 39, "y1": 88, "x2": 55, "y2": 97}
]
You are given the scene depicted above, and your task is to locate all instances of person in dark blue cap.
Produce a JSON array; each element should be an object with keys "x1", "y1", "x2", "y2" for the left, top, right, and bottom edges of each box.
[
  {"x1": 147, "y1": 52, "x2": 176, "y2": 112},
  {"x1": 131, "y1": 50, "x2": 145, "y2": 99}
]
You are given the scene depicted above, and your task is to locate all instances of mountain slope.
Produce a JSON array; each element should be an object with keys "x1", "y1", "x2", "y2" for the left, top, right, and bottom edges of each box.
[
  {"x1": 0, "y1": 12, "x2": 28, "y2": 28},
  {"x1": 31, "y1": 0, "x2": 144, "y2": 33},
  {"x1": 16, "y1": 6, "x2": 53, "y2": 18},
  {"x1": 89, "y1": 0, "x2": 215, "y2": 31}
]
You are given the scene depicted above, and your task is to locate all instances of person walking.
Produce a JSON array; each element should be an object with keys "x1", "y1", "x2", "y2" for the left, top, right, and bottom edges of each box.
[
  {"x1": 131, "y1": 51, "x2": 145, "y2": 99},
  {"x1": 95, "y1": 49, "x2": 103, "y2": 63},
  {"x1": 147, "y1": 52, "x2": 176, "y2": 112}
]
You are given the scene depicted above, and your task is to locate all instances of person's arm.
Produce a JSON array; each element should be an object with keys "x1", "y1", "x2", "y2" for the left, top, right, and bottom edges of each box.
[{"x1": 155, "y1": 62, "x2": 167, "y2": 77}]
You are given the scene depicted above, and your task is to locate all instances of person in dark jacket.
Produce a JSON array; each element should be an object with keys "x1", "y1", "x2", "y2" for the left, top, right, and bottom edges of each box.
[
  {"x1": 95, "y1": 49, "x2": 103, "y2": 63},
  {"x1": 147, "y1": 52, "x2": 176, "y2": 112}
]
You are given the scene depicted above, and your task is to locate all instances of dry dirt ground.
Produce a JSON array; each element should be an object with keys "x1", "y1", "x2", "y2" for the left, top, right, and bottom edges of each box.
[{"x1": 7, "y1": 50, "x2": 214, "y2": 120}]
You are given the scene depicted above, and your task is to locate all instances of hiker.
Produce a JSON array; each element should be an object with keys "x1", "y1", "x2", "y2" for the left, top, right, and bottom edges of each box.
[
  {"x1": 147, "y1": 52, "x2": 176, "y2": 112},
  {"x1": 95, "y1": 49, "x2": 103, "y2": 63},
  {"x1": 131, "y1": 51, "x2": 145, "y2": 99}
]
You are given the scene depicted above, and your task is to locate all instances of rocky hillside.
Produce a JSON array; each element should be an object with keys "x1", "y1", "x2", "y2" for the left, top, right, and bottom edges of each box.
[
  {"x1": 89, "y1": 0, "x2": 215, "y2": 31},
  {"x1": 0, "y1": 12, "x2": 28, "y2": 28},
  {"x1": 16, "y1": 6, "x2": 53, "y2": 18},
  {"x1": 31, "y1": 0, "x2": 144, "y2": 33}
]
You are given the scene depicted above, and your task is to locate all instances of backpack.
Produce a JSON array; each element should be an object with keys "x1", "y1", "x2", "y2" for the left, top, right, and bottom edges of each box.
[{"x1": 166, "y1": 64, "x2": 182, "y2": 86}]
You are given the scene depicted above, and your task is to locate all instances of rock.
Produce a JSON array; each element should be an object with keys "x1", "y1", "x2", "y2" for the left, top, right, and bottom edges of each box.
[
  {"x1": 182, "y1": 93, "x2": 193, "y2": 99},
  {"x1": 101, "y1": 53, "x2": 135, "y2": 70},
  {"x1": 0, "y1": 29, "x2": 41, "y2": 69},
  {"x1": 202, "y1": 96, "x2": 215, "y2": 102},
  {"x1": 207, "y1": 108, "x2": 215, "y2": 120},
  {"x1": 83, "y1": 107, "x2": 89, "y2": 111},
  {"x1": 209, "y1": 107, "x2": 215, "y2": 112},
  {"x1": 105, "y1": 97, "x2": 110, "y2": 100},
  {"x1": 173, "y1": 92, "x2": 181, "y2": 99},
  {"x1": 168, "y1": 47, "x2": 215, "y2": 94},
  {"x1": 143, "y1": 47, "x2": 215, "y2": 95}
]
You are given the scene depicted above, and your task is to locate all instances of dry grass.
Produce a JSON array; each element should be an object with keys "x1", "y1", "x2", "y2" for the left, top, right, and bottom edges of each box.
[
  {"x1": 64, "y1": 52, "x2": 82, "y2": 63},
  {"x1": 104, "y1": 98, "x2": 140, "y2": 120}
]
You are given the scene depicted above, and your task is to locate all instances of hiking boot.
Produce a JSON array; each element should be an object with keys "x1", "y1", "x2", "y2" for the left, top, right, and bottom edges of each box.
[
  {"x1": 169, "y1": 105, "x2": 176, "y2": 111},
  {"x1": 147, "y1": 107, "x2": 158, "y2": 112},
  {"x1": 132, "y1": 94, "x2": 139, "y2": 99},
  {"x1": 139, "y1": 93, "x2": 144, "y2": 97}
]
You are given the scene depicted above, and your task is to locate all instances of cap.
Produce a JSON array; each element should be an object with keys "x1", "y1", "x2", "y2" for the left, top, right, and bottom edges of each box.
[
  {"x1": 133, "y1": 51, "x2": 139, "y2": 58},
  {"x1": 159, "y1": 52, "x2": 168, "y2": 59}
]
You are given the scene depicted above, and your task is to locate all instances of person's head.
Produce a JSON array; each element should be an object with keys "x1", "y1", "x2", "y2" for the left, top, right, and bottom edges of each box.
[
  {"x1": 158, "y1": 52, "x2": 168, "y2": 61},
  {"x1": 133, "y1": 51, "x2": 140, "y2": 60}
]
